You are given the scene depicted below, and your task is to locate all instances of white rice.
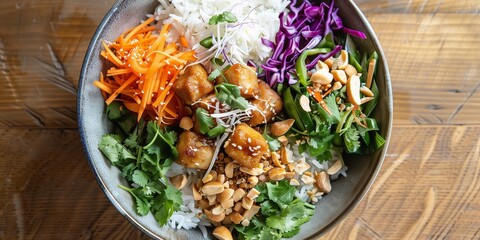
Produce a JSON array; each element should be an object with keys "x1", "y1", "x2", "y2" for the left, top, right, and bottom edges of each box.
[{"x1": 151, "y1": 0, "x2": 289, "y2": 65}]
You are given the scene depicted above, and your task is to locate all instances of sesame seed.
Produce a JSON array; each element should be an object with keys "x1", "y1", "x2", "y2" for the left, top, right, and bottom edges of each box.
[
  {"x1": 232, "y1": 143, "x2": 237, "y2": 147},
  {"x1": 247, "y1": 138, "x2": 251, "y2": 143},
  {"x1": 238, "y1": 146, "x2": 243, "y2": 150}
]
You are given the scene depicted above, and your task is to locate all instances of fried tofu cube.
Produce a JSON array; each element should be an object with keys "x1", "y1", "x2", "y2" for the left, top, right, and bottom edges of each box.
[
  {"x1": 219, "y1": 64, "x2": 260, "y2": 99},
  {"x1": 224, "y1": 124, "x2": 268, "y2": 168},
  {"x1": 175, "y1": 131, "x2": 215, "y2": 170},
  {"x1": 173, "y1": 64, "x2": 213, "y2": 104},
  {"x1": 193, "y1": 93, "x2": 221, "y2": 114},
  {"x1": 247, "y1": 81, "x2": 283, "y2": 126}
]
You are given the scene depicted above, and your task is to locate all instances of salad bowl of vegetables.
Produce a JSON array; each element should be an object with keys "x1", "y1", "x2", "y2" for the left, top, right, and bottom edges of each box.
[{"x1": 78, "y1": 0, "x2": 392, "y2": 239}]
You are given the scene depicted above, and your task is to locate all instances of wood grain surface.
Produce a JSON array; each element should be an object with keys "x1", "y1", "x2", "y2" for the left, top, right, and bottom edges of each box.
[{"x1": 0, "y1": 0, "x2": 479, "y2": 239}]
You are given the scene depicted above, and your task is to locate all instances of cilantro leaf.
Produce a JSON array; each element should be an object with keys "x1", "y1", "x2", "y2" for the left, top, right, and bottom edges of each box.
[
  {"x1": 106, "y1": 101, "x2": 123, "y2": 120},
  {"x1": 215, "y1": 83, "x2": 249, "y2": 110},
  {"x1": 207, "y1": 124, "x2": 226, "y2": 138},
  {"x1": 132, "y1": 170, "x2": 150, "y2": 187},
  {"x1": 265, "y1": 181, "x2": 296, "y2": 209},
  {"x1": 344, "y1": 127, "x2": 361, "y2": 153},
  {"x1": 196, "y1": 108, "x2": 216, "y2": 135},
  {"x1": 99, "y1": 120, "x2": 182, "y2": 227},
  {"x1": 99, "y1": 134, "x2": 135, "y2": 166},
  {"x1": 119, "y1": 185, "x2": 152, "y2": 216},
  {"x1": 207, "y1": 69, "x2": 221, "y2": 81},
  {"x1": 266, "y1": 199, "x2": 315, "y2": 232},
  {"x1": 323, "y1": 93, "x2": 341, "y2": 123},
  {"x1": 262, "y1": 130, "x2": 281, "y2": 152},
  {"x1": 152, "y1": 184, "x2": 182, "y2": 226},
  {"x1": 240, "y1": 181, "x2": 315, "y2": 240},
  {"x1": 121, "y1": 162, "x2": 137, "y2": 181},
  {"x1": 209, "y1": 11, "x2": 238, "y2": 25},
  {"x1": 164, "y1": 183, "x2": 183, "y2": 209}
]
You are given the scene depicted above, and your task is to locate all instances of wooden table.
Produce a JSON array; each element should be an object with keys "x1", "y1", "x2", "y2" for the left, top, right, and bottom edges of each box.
[{"x1": 1, "y1": 0, "x2": 478, "y2": 239}]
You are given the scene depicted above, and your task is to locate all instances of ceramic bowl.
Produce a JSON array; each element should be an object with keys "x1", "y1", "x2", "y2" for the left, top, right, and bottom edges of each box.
[{"x1": 78, "y1": 0, "x2": 393, "y2": 239}]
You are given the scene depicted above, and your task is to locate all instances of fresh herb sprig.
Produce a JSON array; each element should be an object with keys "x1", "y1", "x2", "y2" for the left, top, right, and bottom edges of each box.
[
  {"x1": 235, "y1": 180, "x2": 315, "y2": 240},
  {"x1": 196, "y1": 108, "x2": 226, "y2": 138},
  {"x1": 98, "y1": 108, "x2": 182, "y2": 226},
  {"x1": 215, "y1": 83, "x2": 249, "y2": 110},
  {"x1": 208, "y1": 11, "x2": 238, "y2": 25}
]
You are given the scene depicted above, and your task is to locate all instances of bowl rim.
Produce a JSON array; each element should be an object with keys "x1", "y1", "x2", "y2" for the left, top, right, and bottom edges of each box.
[{"x1": 77, "y1": 0, "x2": 393, "y2": 239}]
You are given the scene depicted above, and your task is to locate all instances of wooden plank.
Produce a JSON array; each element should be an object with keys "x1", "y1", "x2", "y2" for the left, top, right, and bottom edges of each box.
[
  {"x1": 322, "y1": 125, "x2": 480, "y2": 239},
  {"x1": 0, "y1": 128, "x2": 147, "y2": 239},
  {"x1": 369, "y1": 13, "x2": 480, "y2": 125},
  {"x1": 0, "y1": 0, "x2": 114, "y2": 128},
  {"x1": 0, "y1": 126, "x2": 478, "y2": 239},
  {"x1": 356, "y1": 0, "x2": 480, "y2": 14}
]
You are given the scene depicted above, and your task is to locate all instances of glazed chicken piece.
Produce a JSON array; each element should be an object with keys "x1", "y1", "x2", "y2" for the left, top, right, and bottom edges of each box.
[
  {"x1": 246, "y1": 81, "x2": 283, "y2": 126},
  {"x1": 173, "y1": 64, "x2": 213, "y2": 104},
  {"x1": 224, "y1": 123, "x2": 268, "y2": 168},
  {"x1": 218, "y1": 63, "x2": 260, "y2": 99},
  {"x1": 175, "y1": 131, "x2": 215, "y2": 170}
]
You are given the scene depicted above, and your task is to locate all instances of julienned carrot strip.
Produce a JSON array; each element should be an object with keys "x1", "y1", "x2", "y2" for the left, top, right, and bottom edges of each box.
[
  {"x1": 107, "y1": 68, "x2": 133, "y2": 76},
  {"x1": 153, "y1": 69, "x2": 163, "y2": 94},
  {"x1": 123, "y1": 101, "x2": 140, "y2": 113},
  {"x1": 106, "y1": 74, "x2": 138, "y2": 105},
  {"x1": 94, "y1": 81, "x2": 114, "y2": 95},
  {"x1": 95, "y1": 19, "x2": 196, "y2": 126},
  {"x1": 179, "y1": 36, "x2": 189, "y2": 48},
  {"x1": 152, "y1": 70, "x2": 180, "y2": 108},
  {"x1": 151, "y1": 23, "x2": 171, "y2": 53},
  {"x1": 101, "y1": 41, "x2": 123, "y2": 67},
  {"x1": 124, "y1": 17, "x2": 155, "y2": 43}
]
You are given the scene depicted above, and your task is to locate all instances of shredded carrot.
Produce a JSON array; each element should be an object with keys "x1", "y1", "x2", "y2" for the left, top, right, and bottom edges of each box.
[
  {"x1": 307, "y1": 87, "x2": 332, "y2": 115},
  {"x1": 94, "y1": 18, "x2": 196, "y2": 126},
  {"x1": 107, "y1": 68, "x2": 133, "y2": 76},
  {"x1": 179, "y1": 36, "x2": 189, "y2": 48}
]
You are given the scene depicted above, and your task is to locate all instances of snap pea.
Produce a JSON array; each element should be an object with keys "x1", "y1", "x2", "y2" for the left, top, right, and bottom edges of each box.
[
  {"x1": 294, "y1": 94, "x2": 315, "y2": 132},
  {"x1": 283, "y1": 87, "x2": 305, "y2": 132},
  {"x1": 200, "y1": 36, "x2": 213, "y2": 48},
  {"x1": 362, "y1": 51, "x2": 379, "y2": 117},
  {"x1": 295, "y1": 48, "x2": 330, "y2": 86}
]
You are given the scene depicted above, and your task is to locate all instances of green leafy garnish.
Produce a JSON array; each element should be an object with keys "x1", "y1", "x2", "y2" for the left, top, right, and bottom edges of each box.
[
  {"x1": 262, "y1": 129, "x2": 281, "y2": 152},
  {"x1": 200, "y1": 36, "x2": 214, "y2": 48},
  {"x1": 207, "y1": 69, "x2": 221, "y2": 81},
  {"x1": 209, "y1": 11, "x2": 238, "y2": 25},
  {"x1": 344, "y1": 127, "x2": 361, "y2": 153},
  {"x1": 235, "y1": 180, "x2": 315, "y2": 240},
  {"x1": 196, "y1": 108, "x2": 216, "y2": 134},
  {"x1": 195, "y1": 108, "x2": 226, "y2": 138},
  {"x1": 215, "y1": 83, "x2": 249, "y2": 110},
  {"x1": 99, "y1": 134, "x2": 135, "y2": 165},
  {"x1": 99, "y1": 120, "x2": 182, "y2": 226},
  {"x1": 207, "y1": 124, "x2": 226, "y2": 138}
]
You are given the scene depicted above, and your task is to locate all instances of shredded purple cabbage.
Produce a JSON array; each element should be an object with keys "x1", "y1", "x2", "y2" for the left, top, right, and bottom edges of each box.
[{"x1": 261, "y1": 0, "x2": 367, "y2": 87}]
